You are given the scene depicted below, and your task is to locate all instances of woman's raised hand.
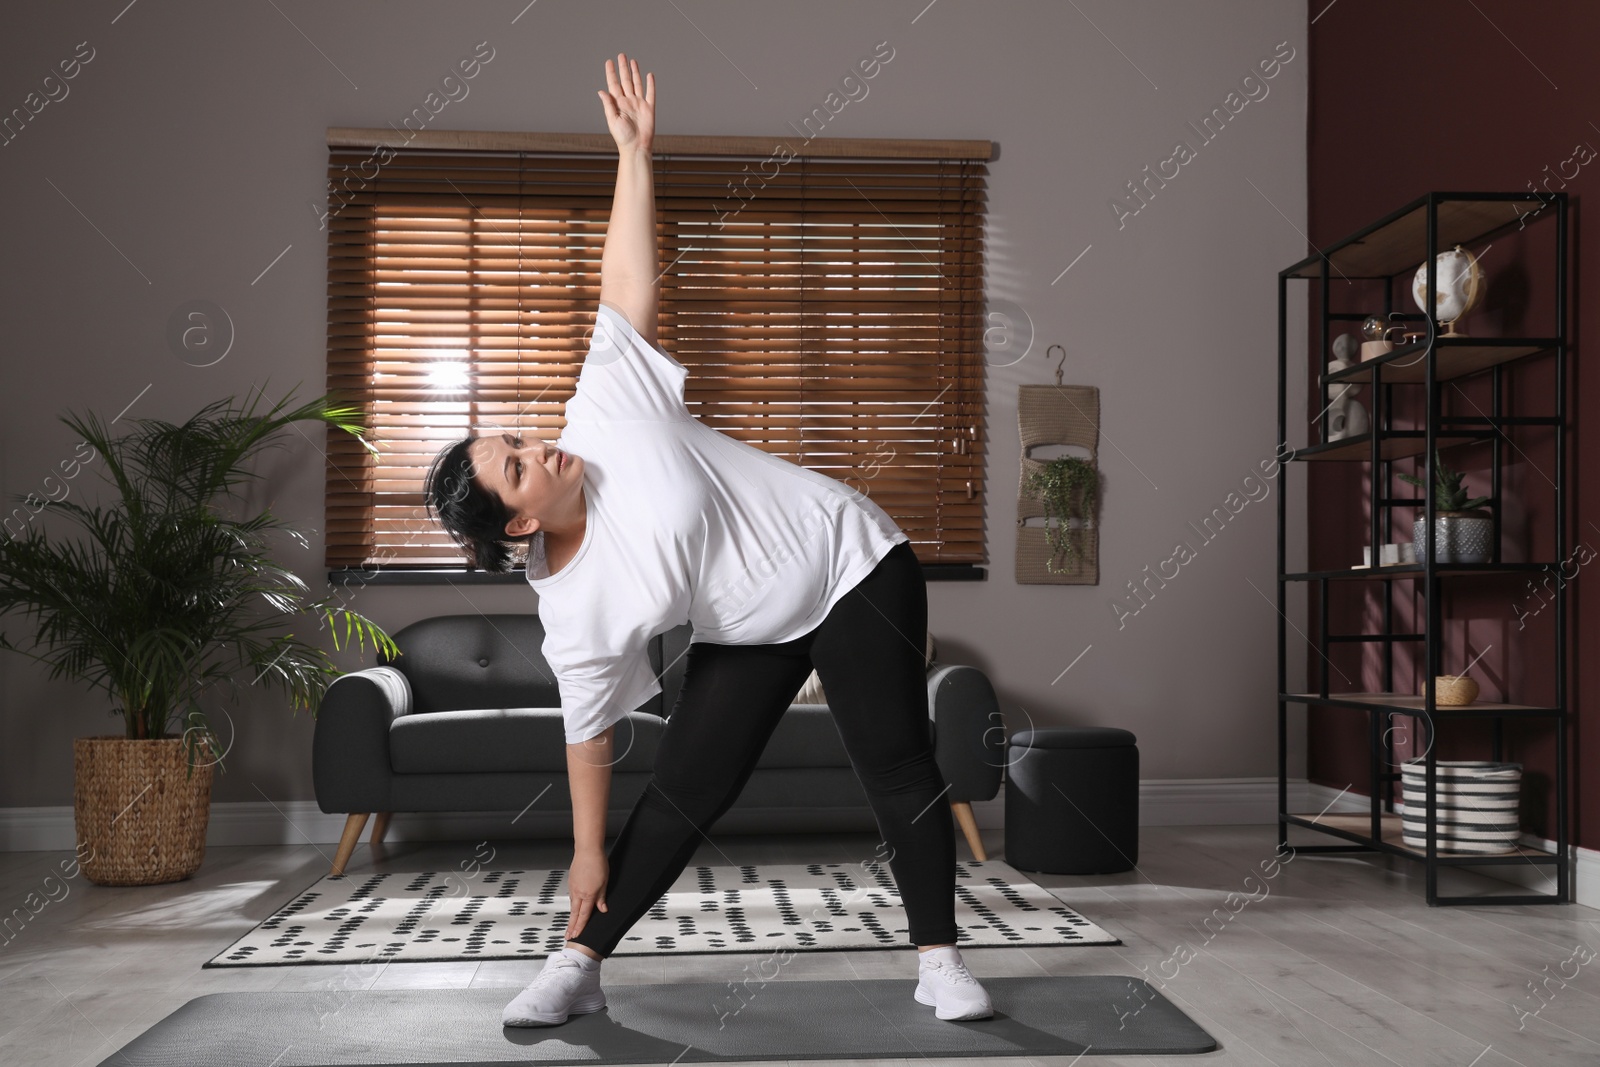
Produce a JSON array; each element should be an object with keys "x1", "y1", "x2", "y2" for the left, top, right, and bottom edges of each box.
[{"x1": 597, "y1": 52, "x2": 655, "y2": 152}]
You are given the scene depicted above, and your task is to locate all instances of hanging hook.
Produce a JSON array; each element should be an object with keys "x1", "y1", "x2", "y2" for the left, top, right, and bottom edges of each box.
[{"x1": 1047, "y1": 344, "x2": 1066, "y2": 386}]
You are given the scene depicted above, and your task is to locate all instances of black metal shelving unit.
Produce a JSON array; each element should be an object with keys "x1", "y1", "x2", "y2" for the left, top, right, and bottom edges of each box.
[{"x1": 1275, "y1": 191, "x2": 1570, "y2": 906}]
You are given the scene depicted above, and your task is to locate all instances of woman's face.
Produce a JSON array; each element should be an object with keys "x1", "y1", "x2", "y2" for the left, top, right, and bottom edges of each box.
[{"x1": 467, "y1": 432, "x2": 585, "y2": 539}]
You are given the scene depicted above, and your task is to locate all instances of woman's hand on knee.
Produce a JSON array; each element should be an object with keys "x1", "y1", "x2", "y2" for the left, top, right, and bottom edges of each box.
[{"x1": 565, "y1": 848, "x2": 610, "y2": 940}]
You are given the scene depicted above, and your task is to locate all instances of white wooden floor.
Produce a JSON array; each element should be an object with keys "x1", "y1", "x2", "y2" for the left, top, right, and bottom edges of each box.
[{"x1": 1, "y1": 823, "x2": 1594, "y2": 1066}]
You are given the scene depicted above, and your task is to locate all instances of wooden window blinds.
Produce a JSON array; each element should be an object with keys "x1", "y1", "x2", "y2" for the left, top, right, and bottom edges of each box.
[{"x1": 324, "y1": 130, "x2": 990, "y2": 572}]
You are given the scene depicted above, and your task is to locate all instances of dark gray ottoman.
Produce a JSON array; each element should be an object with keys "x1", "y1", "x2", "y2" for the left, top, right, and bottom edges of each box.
[{"x1": 1004, "y1": 726, "x2": 1139, "y2": 874}]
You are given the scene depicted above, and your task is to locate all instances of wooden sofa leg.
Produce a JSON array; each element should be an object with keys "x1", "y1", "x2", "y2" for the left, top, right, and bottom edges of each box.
[
  {"x1": 951, "y1": 800, "x2": 986, "y2": 861},
  {"x1": 332, "y1": 813, "x2": 370, "y2": 876},
  {"x1": 370, "y1": 812, "x2": 392, "y2": 846}
]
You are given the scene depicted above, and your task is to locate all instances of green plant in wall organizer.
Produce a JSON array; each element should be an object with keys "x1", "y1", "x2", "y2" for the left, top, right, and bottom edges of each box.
[{"x1": 1023, "y1": 456, "x2": 1099, "y2": 572}]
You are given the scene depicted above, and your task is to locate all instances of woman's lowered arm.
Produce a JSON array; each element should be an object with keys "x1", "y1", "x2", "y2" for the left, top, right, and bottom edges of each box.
[
  {"x1": 595, "y1": 52, "x2": 659, "y2": 348},
  {"x1": 564, "y1": 725, "x2": 613, "y2": 941}
]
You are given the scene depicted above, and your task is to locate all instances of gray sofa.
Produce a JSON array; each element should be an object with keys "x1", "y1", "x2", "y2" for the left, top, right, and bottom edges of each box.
[{"x1": 312, "y1": 613, "x2": 1003, "y2": 876}]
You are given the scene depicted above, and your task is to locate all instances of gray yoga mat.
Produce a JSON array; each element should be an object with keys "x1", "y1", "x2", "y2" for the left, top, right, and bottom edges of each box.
[{"x1": 99, "y1": 976, "x2": 1217, "y2": 1063}]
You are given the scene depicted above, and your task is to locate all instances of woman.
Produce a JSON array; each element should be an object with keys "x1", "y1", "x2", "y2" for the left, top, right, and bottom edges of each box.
[{"x1": 424, "y1": 52, "x2": 993, "y2": 1028}]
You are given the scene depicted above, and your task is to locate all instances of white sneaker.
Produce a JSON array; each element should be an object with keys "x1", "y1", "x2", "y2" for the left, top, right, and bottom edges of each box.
[
  {"x1": 501, "y1": 952, "x2": 607, "y2": 1027},
  {"x1": 914, "y1": 951, "x2": 994, "y2": 1020}
]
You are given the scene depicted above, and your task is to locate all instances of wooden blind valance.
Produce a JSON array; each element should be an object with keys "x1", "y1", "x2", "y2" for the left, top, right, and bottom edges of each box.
[{"x1": 325, "y1": 134, "x2": 989, "y2": 570}]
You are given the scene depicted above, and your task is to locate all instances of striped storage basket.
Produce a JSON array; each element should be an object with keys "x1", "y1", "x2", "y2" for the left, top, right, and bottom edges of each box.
[{"x1": 1399, "y1": 759, "x2": 1522, "y2": 854}]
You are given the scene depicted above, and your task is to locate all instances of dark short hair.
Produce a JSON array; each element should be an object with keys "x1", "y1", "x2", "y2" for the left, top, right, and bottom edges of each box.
[{"x1": 424, "y1": 435, "x2": 523, "y2": 573}]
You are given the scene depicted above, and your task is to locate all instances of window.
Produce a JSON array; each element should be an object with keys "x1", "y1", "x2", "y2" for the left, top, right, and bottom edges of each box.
[{"x1": 324, "y1": 130, "x2": 989, "y2": 574}]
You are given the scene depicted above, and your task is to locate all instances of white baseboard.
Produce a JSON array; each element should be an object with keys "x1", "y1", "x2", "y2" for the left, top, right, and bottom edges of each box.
[
  {"x1": 7, "y1": 780, "x2": 1586, "y2": 905},
  {"x1": 1301, "y1": 782, "x2": 1372, "y2": 817},
  {"x1": 1138, "y1": 777, "x2": 1313, "y2": 826},
  {"x1": 1303, "y1": 783, "x2": 1596, "y2": 910},
  {"x1": 0, "y1": 777, "x2": 1317, "y2": 853},
  {"x1": 928, "y1": 777, "x2": 1305, "y2": 833}
]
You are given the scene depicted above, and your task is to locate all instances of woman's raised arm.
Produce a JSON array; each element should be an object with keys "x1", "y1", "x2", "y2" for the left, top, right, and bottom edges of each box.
[{"x1": 595, "y1": 52, "x2": 659, "y2": 347}]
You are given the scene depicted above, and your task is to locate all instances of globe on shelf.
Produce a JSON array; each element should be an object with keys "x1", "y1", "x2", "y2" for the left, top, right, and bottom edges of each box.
[{"x1": 1411, "y1": 245, "x2": 1485, "y2": 337}]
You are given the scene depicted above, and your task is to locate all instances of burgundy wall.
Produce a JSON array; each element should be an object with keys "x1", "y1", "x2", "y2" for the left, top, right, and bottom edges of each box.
[{"x1": 1305, "y1": 1, "x2": 1592, "y2": 851}]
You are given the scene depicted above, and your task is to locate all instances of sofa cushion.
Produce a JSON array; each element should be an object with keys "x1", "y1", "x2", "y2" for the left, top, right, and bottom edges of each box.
[
  {"x1": 390, "y1": 708, "x2": 663, "y2": 774},
  {"x1": 390, "y1": 702, "x2": 925, "y2": 776},
  {"x1": 386, "y1": 615, "x2": 575, "y2": 715}
]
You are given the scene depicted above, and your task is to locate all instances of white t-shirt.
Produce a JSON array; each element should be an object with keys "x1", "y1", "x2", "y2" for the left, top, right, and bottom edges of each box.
[{"x1": 526, "y1": 302, "x2": 910, "y2": 744}]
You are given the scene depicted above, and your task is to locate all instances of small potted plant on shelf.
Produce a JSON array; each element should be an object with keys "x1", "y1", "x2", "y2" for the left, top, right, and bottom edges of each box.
[
  {"x1": 1023, "y1": 456, "x2": 1098, "y2": 573},
  {"x1": 1398, "y1": 450, "x2": 1493, "y2": 564},
  {"x1": 0, "y1": 384, "x2": 399, "y2": 887}
]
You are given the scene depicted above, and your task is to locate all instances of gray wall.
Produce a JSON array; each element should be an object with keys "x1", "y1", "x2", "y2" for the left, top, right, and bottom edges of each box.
[{"x1": 0, "y1": 0, "x2": 1308, "y2": 810}]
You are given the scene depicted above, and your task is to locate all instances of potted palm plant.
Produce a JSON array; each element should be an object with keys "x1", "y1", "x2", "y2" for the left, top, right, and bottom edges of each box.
[
  {"x1": 1398, "y1": 450, "x2": 1493, "y2": 564},
  {"x1": 0, "y1": 384, "x2": 399, "y2": 886},
  {"x1": 1023, "y1": 456, "x2": 1099, "y2": 573}
]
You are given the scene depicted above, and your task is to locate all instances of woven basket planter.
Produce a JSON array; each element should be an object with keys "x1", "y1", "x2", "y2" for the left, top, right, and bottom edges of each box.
[
  {"x1": 72, "y1": 737, "x2": 214, "y2": 886},
  {"x1": 1430, "y1": 675, "x2": 1480, "y2": 706}
]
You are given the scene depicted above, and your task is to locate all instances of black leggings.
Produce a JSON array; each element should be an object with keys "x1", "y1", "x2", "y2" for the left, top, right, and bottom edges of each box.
[{"x1": 569, "y1": 539, "x2": 960, "y2": 955}]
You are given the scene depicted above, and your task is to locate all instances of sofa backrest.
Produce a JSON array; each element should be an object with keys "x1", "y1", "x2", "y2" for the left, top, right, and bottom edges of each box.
[{"x1": 383, "y1": 613, "x2": 696, "y2": 717}]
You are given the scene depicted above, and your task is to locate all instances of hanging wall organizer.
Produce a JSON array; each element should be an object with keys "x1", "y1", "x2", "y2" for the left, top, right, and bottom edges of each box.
[{"x1": 1016, "y1": 346, "x2": 1100, "y2": 585}]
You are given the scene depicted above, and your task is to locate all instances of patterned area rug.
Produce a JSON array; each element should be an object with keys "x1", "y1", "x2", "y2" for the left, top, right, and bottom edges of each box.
[{"x1": 207, "y1": 859, "x2": 1118, "y2": 967}]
